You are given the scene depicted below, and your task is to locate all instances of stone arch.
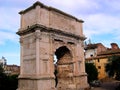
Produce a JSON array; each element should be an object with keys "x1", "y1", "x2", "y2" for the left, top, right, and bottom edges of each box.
[
  {"x1": 53, "y1": 41, "x2": 75, "y2": 61},
  {"x1": 55, "y1": 46, "x2": 73, "y2": 63},
  {"x1": 54, "y1": 46, "x2": 74, "y2": 89},
  {"x1": 17, "y1": 1, "x2": 89, "y2": 90}
]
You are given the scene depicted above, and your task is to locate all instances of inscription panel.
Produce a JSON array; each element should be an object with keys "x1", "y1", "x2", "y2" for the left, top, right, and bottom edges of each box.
[{"x1": 49, "y1": 11, "x2": 75, "y2": 34}]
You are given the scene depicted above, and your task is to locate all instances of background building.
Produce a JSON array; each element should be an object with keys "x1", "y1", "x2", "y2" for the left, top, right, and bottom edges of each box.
[
  {"x1": 0, "y1": 56, "x2": 7, "y2": 68},
  {"x1": 0, "y1": 57, "x2": 20, "y2": 75},
  {"x1": 85, "y1": 42, "x2": 120, "y2": 79},
  {"x1": 4, "y1": 65, "x2": 20, "y2": 75}
]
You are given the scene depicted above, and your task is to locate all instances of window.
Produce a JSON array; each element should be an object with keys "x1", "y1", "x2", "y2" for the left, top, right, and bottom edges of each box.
[
  {"x1": 90, "y1": 54, "x2": 93, "y2": 57},
  {"x1": 98, "y1": 66, "x2": 101, "y2": 69},
  {"x1": 98, "y1": 59, "x2": 100, "y2": 62}
]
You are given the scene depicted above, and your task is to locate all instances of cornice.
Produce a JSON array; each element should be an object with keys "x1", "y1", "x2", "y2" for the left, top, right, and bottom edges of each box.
[
  {"x1": 19, "y1": 1, "x2": 84, "y2": 23},
  {"x1": 16, "y1": 24, "x2": 86, "y2": 40}
]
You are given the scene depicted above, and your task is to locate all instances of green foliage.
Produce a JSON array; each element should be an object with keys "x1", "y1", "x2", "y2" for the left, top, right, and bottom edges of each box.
[
  {"x1": 0, "y1": 74, "x2": 18, "y2": 90},
  {"x1": 5, "y1": 74, "x2": 18, "y2": 90},
  {"x1": 85, "y1": 63, "x2": 98, "y2": 83},
  {"x1": 0, "y1": 64, "x2": 4, "y2": 74},
  {"x1": 0, "y1": 65, "x2": 18, "y2": 90},
  {"x1": 0, "y1": 65, "x2": 7, "y2": 88},
  {"x1": 105, "y1": 56, "x2": 120, "y2": 80}
]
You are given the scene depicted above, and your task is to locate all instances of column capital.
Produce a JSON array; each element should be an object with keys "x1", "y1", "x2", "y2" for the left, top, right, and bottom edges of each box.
[{"x1": 35, "y1": 29, "x2": 41, "y2": 40}]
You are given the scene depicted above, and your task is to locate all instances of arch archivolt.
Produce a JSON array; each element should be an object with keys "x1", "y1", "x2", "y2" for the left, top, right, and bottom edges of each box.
[
  {"x1": 51, "y1": 34, "x2": 77, "y2": 58},
  {"x1": 50, "y1": 35, "x2": 79, "y2": 89}
]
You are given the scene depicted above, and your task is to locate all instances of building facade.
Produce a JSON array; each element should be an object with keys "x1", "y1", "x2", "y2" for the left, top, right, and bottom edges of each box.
[
  {"x1": 0, "y1": 57, "x2": 20, "y2": 75},
  {"x1": 85, "y1": 43, "x2": 120, "y2": 79},
  {"x1": 4, "y1": 65, "x2": 20, "y2": 75}
]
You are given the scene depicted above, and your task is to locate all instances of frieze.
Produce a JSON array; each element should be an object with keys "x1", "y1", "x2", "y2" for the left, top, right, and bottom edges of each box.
[
  {"x1": 17, "y1": 24, "x2": 86, "y2": 40},
  {"x1": 52, "y1": 33, "x2": 78, "y2": 45}
]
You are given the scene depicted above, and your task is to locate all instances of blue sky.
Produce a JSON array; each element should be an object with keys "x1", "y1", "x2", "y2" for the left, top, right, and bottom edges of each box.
[{"x1": 0, "y1": 0, "x2": 120, "y2": 65}]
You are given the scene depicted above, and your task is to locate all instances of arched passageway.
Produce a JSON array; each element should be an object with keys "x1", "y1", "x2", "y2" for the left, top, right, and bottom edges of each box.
[{"x1": 54, "y1": 46, "x2": 74, "y2": 89}]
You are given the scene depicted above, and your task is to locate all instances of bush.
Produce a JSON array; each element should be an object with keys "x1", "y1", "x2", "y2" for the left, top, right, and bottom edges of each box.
[
  {"x1": 85, "y1": 63, "x2": 98, "y2": 83},
  {"x1": 0, "y1": 64, "x2": 18, "y2": 90}
]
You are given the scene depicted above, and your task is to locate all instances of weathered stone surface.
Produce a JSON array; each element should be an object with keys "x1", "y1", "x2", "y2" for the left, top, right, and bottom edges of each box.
[{"x1": 17, "y1": 1, "x2": 88, "y2": 90}]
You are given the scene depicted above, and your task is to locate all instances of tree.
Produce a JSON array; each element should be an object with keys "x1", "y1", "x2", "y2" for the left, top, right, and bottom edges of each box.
[
  {"x1": 0, "y1": 65, "x2": 7, "y2": 89},
  {"x1": 0, "y1": 65, "x2": 18, "y2": 90},
  {"x1": 85, "y1": 63, "x2": 98, "y2": 83},
  {"x1": 105, "y1": 56, "x2": 120, "y2": 80},
  {"x1": 5, "y1": 74, "x2": 18, "y2": 90},
  {"x1": 0, "y1": 64, "x2": 4, "y2": 74}
]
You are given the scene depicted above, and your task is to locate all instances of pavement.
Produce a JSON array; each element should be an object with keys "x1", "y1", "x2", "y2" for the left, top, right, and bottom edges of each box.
[{"x1": 91, "y1": 81, "x2": 119, "y2": 90}]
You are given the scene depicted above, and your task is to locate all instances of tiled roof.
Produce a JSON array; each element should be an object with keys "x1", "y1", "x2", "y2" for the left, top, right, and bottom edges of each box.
[
  {"x1": 84, "y1": 44, "x2": 97, "y2": 50},
  {"x1": 98, "y1": 49, "x2": 120, "y2": 56},
  {"x1": 85, "y1": 49, "x2": 120, "y2": 61}
]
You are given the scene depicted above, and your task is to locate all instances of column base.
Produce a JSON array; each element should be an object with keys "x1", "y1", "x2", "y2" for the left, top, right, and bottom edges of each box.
[{"x1": 17, "y1": 77, "x2": 56, "y2": 90}]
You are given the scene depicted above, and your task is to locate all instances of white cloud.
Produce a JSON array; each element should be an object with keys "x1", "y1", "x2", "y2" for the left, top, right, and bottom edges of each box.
[
  {"x1": 103, "y1": 0, "x2": 120, "y2": 11},
  {"x1": 0, "y1": 7, "x2": 20, "y2": 32},
  {"x1": 40, "y1": 0, "x2": 100, "y2": 15},
  {"x1": 83, "y1": 13, "x2": 120, "y2": 38},
  {"x1": 0, "y1": 52, "x2": 20, "y2": 65},
  {"x1": 0, "y1": 31, "x2": 19, "y2": 45},
  {"x1": 39, "y1": 0, "x2": 120, "y2": 41},
  {"x1": 0, "y1": 0, "x2": 120, "y2": 45},
  {"x1": 0, "y1": 0, "x2": 120, "y2": 65}
]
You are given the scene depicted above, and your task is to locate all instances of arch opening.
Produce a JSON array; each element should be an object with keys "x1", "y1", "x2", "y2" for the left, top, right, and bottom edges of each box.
[
  {"x1": 55, "y1": 46, "x2": 73, "y2": 64},
  {"x1": 54, "y1": 46, "x2": 74, "y2": 88},
  {"x1": 55, "y1": 46, "x2": 71, "y2": 60}
]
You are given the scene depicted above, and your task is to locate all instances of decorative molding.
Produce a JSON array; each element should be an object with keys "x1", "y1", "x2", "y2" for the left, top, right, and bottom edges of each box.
[
  {"x1": 19, "y1": 1, "x2": 84, "y2": 23},
  {"x1": 17, "y1": 24, "x2": 86, "y2": 40}
]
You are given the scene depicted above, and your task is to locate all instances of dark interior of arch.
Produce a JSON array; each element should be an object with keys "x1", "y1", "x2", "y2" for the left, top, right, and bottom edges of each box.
[{"x1": 55, "y1": 46, "x2": 70, "y2": 60}]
